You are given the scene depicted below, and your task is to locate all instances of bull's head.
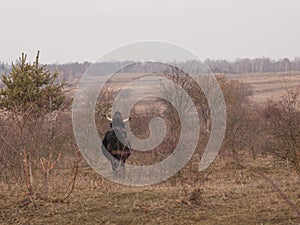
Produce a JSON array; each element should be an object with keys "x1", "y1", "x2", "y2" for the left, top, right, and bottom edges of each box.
[
  {"x1": 104, "y1": 115, "x2": 131, "y2": 122},
  {"x1": 103, "y1": 112, "x2": 131, "y2": 123},
  {"x1": 104, "y1": 111, "x2": 131, "y2": 144}
]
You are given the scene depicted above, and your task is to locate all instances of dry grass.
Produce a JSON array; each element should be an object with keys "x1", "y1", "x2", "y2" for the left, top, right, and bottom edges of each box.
[
  {"x1": 103, "y1": 72, "x2": 300, "y2": 104},
  {"x1": 226, "y1": 72, "x2": 300, "y2": 103},
  {"x1": 1, "y1": 72, "x2": 300, "y2": 224},
  {"x1": 64, "y1": 72, "x2": 300, "y2": 110},
  {"x1": 1, "y1": 155, "x2": 300, "y2": 225}
]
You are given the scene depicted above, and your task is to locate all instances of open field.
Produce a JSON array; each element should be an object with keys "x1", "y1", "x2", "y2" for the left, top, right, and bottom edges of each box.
[
  {"x1": 1, "y1": 72, "x2": 300, "y2": 224},
  {"x1": 226, "y1": 72, "x2": 300, "y2": 103},
  {"x1": 96, "y1": 71, "x2": 300, "y2": 104}
]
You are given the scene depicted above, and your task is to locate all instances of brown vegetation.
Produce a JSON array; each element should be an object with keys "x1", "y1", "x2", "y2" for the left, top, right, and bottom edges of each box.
[{"x1": 1, "y1": 58, "x2": 300, "y2": 224}]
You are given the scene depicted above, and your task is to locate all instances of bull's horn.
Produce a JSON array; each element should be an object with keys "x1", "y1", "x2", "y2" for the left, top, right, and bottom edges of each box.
[
  {"x1": 104, "y1": 115, "x2": 113, "y2": 122},
  {"x1": 123, "y1": 117, "x2": 132, "y2": 122}
]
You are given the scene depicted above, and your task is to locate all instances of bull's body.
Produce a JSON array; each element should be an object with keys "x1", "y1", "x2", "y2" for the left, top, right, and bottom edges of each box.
[{"x1": 102, "y1": 112, "x2": 131, "y2": 172}]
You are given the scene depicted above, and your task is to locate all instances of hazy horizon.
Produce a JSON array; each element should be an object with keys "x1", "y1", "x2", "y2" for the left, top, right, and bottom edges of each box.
[{"x1": 1, "y1": 0, "x2": 299, "y2": 64}]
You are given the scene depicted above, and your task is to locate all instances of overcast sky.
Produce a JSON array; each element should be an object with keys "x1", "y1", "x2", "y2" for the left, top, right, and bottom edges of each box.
[{"x1": 0, "y1": 0, "x2": 299, "y2": 63}]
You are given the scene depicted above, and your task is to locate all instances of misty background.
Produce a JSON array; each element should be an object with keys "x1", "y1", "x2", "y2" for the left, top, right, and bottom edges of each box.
[{"x1": 0, "y1": 0, "x2": 299, "y2": 64}]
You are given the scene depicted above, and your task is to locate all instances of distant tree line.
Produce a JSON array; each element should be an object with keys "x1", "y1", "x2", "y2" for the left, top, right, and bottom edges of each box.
[
  {"x1": 204, "y1": 58, "x2": 300, "y2": 74},
  {"x1": 45, "y1": 58, "x2": 300, "y2": 81},
  {"x1": 0, "y1": 62, "x2": 10, "y2": 75},
  {"x1": 2, "y1": 57, "x2": 300, "y2": 84}
]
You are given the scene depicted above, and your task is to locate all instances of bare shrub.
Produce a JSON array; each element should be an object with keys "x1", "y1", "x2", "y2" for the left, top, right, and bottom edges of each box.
[
  {"x1": 263, "y1": 87, "x2": 300, "y2": 171},
  {"x1": 95, "y1": 87, "x2": 114, "y2": 136},
  {"x1": 219, "y1": 78, "x2": 259, "y2": 162}
]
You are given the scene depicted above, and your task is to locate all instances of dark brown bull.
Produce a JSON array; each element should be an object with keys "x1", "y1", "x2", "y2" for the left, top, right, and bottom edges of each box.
[{"x1": 102, "y1": 111, "x2": 131, "y2": 172}]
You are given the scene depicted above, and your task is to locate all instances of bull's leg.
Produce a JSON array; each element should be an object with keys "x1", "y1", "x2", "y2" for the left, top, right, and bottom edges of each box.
[
  {"x1": 111, "y1": 160, "x2": 119, "y2": 171},
  {"x1": 115, "y1": 159, "x2": 125, "y2": 178},
  {"x1": 115, "y1": 143, "x2": 130, "y2": 178},
  {"x1": 105, "y1": 143, "x2": 117, "y2": 171},
  {"x1": 116, "y1": 165, "x2": 125, "y2": 179},
  {"x1": 111, "y1": 154, "x2": 123, "y2": 172},
  {"x1": 119, "y1": 164, "x2": 125, "y2": 178}
]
